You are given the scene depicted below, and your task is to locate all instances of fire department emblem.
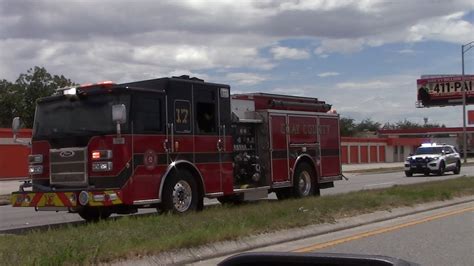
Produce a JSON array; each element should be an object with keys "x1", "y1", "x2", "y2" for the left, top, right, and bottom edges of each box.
[{"x1": 144, "y1": 149, "x2": 157, "y2": 170}]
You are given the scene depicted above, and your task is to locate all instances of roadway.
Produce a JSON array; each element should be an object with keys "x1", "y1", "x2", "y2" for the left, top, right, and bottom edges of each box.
[
  {"x1": 0, "y1": 165, "x2": 472, "y2": 232},
  {"x1": 193, "y1": 201, "x2": 474, "y2": 266}
]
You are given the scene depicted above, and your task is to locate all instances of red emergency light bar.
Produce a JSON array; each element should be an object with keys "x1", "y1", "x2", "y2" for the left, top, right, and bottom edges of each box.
[
  {"x1": 78, "y1": 80, "x2": 115, "y2": 89},
  {"x1": 56, "y1": 81, "x2": 117, "y2": 96},
  {"x1": 75, "y1": 81, "x2": 117, "y2": 95}
]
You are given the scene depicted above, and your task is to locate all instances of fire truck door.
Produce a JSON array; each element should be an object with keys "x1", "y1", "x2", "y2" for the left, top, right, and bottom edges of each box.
[
  {"x1": 166, "y1": 81, "x2": 193, "y2": 163},
  {"x1": 270, "y1": 114, "x2": 290, "y2": 183},
  {"x1": 193, "y1": 85, "x2": 223, "y2": 193}
]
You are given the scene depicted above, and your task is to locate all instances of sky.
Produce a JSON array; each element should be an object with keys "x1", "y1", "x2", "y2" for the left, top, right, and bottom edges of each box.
[{"x1": 1, "y1": 0, "x2": 473, "y2": 127}]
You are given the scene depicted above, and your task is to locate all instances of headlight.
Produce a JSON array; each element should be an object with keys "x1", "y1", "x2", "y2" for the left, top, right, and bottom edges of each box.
[
  {"x1": 91, "y1": 150, "x2": 113, "y2": 160},
  {"x1": 29, "y1": 165, "x2": 43, "y2": 175},
  {"x1": 92, "y1": 162, "x2": 113, "y2": 172}
]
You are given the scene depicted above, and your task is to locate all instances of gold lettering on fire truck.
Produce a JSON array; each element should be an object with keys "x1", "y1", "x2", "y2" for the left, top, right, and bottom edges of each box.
[
  {"x1": 303, "y1": 125, "x2": 317, "y2": 134},
  {"x1": 279, "y1": 123, "x2": 319, "y2": 135},
  {"x1": 319, "y1": 125, "x2": 330, "y2": 135}
]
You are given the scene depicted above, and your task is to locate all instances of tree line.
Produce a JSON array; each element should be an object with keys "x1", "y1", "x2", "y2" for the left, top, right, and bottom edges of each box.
[
  {"x1": 340, "y1": 117, "x2": 445, "y2": 137},
  {"x1": 0, "y1": 66, "x2": 75, "y2": 128}
]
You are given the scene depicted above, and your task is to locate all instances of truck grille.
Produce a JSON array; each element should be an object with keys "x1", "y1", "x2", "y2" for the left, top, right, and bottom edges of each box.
[{"x1": 50, "y1": 147, "x2": 88, "y2": 186}]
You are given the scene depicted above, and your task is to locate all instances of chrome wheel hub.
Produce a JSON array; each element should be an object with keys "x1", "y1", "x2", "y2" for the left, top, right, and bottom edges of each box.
[
  {"x1": 172, "y1": 180, "x2": 192, "y2": 212},
  {"x1": 298, "y1": 171, "x2": 311, "y2": 196}
]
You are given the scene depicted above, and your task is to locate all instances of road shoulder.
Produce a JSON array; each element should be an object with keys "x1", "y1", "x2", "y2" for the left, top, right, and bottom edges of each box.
[{"x1": 113, "y1": 195, "x2": 474, "y2": 265}]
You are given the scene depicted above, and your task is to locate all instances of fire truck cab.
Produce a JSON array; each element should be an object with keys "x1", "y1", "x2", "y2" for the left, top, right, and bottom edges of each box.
[{"x1": 11, "y1": 76, "x2": 342, "y2": 221}]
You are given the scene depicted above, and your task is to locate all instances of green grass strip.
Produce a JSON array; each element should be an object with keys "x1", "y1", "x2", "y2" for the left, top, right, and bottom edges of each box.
[{"x1": 1, "y1": 176, "x2": 473, "y2": 265}]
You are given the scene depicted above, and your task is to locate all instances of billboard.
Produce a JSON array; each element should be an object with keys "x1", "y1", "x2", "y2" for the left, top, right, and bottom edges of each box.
[{"x1": 416, "y1": 75, "x2": 474, "y2": 107}]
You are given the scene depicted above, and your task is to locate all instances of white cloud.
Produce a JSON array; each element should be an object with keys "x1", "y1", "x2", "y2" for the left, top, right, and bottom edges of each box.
[
  {"x1": 225, "y1": 72, "x2": 266, "y2": 85},
  {"x1": 315, "y1": 38, "x2": 366, "y2": 55},
  {"x1": 336, "y1": 80, "x2": 392, "y2": 90},
  {"x1": 398, "y1": 49, "x2": 415, "y2": 54},
  {"x1": 318, "y1": 72, "x2": 340, "y2": 78},
  {"x1": 270, "y1": 46, "x2": 310, "y2": 60},
  {"x1": 407, "y1": 12, "x2": 474, "y2": 44}
]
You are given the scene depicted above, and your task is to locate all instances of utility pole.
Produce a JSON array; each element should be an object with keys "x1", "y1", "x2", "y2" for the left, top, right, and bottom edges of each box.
[{"x1": 461, "y1": 41, "x2": 474, "y2": 163}]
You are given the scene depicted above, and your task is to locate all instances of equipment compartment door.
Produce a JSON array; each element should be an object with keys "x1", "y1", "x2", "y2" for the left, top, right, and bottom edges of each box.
[
  {"x1": 319, "y1": 116, "x2": 342, "y2": 180},
  {"x1": 270, "y1": 114, "x2": 290, "y2": 183}
]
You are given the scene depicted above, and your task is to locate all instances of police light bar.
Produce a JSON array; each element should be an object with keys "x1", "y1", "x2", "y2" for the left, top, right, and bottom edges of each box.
[
  {"x1": 56, "y1": 81, "x2": 116, "y2": 96},
  {"x1": 79, "y1": 81, "x2": 115, "y2": 89},
  {"x1": 55, "y1": 86, "x2": 77, "y2": 95},
  {"x1": 63, "y1": 87, "x2": 77, "y2": 95}
]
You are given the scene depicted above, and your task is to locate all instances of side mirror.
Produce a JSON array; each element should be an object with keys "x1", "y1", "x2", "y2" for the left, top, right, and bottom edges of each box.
[
  {"x1": 112, "y1": 104, "x2": 127, "y2": 124},
  {"x1": 409, "y1": 153, "x2": 413, "y2": 156},
  {"x1": 112, "y1": 104, "x2": 127, "y2": 140},
  {"x1": 12, "y1": 117, "x2": 21, "y2": 134},
  {"x1": 11, "y1": 117, "x2": 30, "y2": 147}
]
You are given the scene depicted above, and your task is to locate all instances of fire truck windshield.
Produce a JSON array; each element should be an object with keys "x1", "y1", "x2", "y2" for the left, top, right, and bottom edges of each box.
[{"x1": 33, "y1": 94, "x2": 130, "y2": 140}]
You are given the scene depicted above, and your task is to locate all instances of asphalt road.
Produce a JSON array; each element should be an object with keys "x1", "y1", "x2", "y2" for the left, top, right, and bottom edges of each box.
[
  {"x1": 0, "y1": 166, "x2": 472, "y2": 232},
  {"x1": 192, "y1": 201, "x2": 474, "y2": 266}
]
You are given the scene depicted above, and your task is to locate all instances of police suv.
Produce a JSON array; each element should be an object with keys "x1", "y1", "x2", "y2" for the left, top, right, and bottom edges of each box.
[{"x1": 404, "y1": 143, "x2": 461, "y2": 177}]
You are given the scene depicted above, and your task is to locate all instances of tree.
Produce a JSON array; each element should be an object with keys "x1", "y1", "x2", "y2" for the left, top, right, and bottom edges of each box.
[
  {"x1": 340, "y1": 117, "x2": 357, "y2": 136},
  {"x1": 382, "y1": 119, "x2": 444, "y2": 130},
  {"x1": 355, "y1": 118, "x2": 381, "y2": 132},
  {"x1": 0, "y1": 80, "x2": 22, "y2": 127},
  {"x1": 0, "y1": 66, "x2": 75, "y2": 128}
]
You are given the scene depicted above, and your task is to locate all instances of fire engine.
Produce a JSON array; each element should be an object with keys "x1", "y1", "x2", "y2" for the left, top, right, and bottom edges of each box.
[{"x1": 11, "y1": 75, "x2": 342, "y2": 221}]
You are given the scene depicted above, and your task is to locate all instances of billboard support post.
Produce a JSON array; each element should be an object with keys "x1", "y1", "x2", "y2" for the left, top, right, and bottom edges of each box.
[{"x1": 462, "y1": 41, "x2": 474, "y2": 164}]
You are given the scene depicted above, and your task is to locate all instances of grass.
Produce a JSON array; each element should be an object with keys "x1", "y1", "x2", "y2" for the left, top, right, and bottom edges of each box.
[
  {"x1": 0, "y1": 176, "x2": 473, "y2": 265},
  {"x1": 343, "y1": 162, "x2": 474, "y2": 175}
]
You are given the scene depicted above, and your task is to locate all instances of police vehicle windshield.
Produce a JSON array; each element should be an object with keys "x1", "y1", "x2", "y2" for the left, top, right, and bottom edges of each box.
[{"x1": 414, "y1": 147, "x2": 443, "y2": 155}]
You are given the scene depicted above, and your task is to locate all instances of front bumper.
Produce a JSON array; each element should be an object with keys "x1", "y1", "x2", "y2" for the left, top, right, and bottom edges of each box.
[
  {"x1": 404, "y1": 160, "x2": 440, "y2": 173},
  {"x1": 11, "y1": 190, "x2": 123, "y2": 208}
]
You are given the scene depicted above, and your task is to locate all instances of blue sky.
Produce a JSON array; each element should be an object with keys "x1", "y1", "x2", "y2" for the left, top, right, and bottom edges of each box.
[{"x1": 1, "y1": 0, "x2": 473, "y2": 126}]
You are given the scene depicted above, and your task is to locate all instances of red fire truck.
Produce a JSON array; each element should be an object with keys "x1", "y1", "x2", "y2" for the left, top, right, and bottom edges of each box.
[{"x1": 11, "y1": 76, "x2": 342, "y2": 221}]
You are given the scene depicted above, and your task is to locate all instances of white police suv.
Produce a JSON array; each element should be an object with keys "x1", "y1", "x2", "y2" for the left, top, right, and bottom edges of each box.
[{"x1": 404, "y1": 143, "x2": 461, "y2": 177}]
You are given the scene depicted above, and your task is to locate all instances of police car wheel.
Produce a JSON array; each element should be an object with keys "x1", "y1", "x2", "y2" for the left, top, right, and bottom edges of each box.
[
  {"x1": 437, "y1": 161, "x2": 445, "y2": 176},
  {"x1": 453, "y1": 161, "x2": 461, "y2": 174},
  {"x1": 162, "y1": 169, "x2": 200, "y2": 213},
  {"x1": 404, "y1": 171, "x2": 413, "y2": 177}
]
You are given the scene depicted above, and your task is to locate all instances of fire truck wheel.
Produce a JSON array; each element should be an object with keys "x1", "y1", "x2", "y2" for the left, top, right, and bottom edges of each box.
[
  {"x1": 78, "y1": 207, "x2": 111, "y2": 222},
  {"x1": 162, "y1": 169, "x2": 201, "y2": 213},
  {"x1": 293, "y1": 162, "x2": 315, "y2": 198}
]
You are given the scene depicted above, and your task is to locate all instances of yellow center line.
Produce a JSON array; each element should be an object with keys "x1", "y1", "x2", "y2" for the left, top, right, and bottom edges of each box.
[{"x1": 293, "y1": 205, "x2": 474, "y2": 253}]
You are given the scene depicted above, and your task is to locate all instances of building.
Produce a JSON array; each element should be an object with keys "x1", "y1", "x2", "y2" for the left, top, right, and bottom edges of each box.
[{"x1": 0, "y1": 128, "x2": 31, "y2": 179}]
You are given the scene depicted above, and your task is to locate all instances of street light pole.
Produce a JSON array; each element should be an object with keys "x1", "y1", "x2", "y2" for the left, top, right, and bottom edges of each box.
[{"x1": 462, "y1": 41, "x2": 474, "y2": 164}]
